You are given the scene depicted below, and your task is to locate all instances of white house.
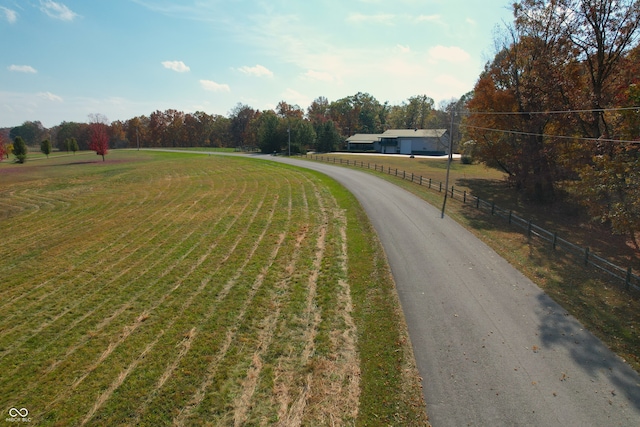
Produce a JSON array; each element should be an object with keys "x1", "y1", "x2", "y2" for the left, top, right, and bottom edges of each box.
[
  {"x1": 378, "y1": 129, "x2": 449, "y2": 155},
  {"x1": 346, "y1": 129, "x2": 449, "y2": 155}
]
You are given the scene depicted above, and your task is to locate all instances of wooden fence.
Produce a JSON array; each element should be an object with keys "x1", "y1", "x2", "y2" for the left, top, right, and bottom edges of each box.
[{"x1": 305, "y1": 154, "x2": 640, "y2": 293}]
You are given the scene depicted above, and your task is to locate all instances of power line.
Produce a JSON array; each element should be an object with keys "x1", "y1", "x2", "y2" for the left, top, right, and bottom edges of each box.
[
  {"x1": 462, "y1": 106, "x2": 640, "y2": 116},
  {"x1": 462, "y1": 124, "x2": 640, "y2": 145}
]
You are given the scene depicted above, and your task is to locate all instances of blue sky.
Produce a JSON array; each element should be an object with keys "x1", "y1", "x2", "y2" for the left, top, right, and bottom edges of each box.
[{"x1": 0, "y1": 0, "x2": 514, "y2": 128}]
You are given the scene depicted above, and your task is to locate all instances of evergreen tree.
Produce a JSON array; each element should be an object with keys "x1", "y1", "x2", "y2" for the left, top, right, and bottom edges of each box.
[
  {"x1": 40, "y1": 139, "x2": 52, "y2": 158},
  {"x1": 13, "y1": 136, "x2": 27, "y2": 163}
]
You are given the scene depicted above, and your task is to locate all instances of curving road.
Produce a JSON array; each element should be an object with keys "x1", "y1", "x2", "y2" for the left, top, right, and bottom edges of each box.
[{"x1": 264, "y1": 154, "x2": 640, "y2": 426}]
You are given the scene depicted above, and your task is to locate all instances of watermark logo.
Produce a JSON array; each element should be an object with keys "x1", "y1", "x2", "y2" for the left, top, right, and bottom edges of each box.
[{"x1": 6, "y1": 408, "x2": 30, "y2": 423}]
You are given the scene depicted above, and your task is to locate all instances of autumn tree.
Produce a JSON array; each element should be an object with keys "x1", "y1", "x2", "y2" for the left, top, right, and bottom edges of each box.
[
  {"x1": 13, "y1": 136, "x2": 27, "y2": 163},
  {"x1": 276, "y1": 101, "x2": 304, "y2": 120},
  {"x1": 561, "y1": 0, "x2": 640, "y2": 142},
  {"x1": 209, "y1": 115, "x2": 232, "y2": 147},
  {"x1": 574, "y1": 75, "x2": 640, "y2": 248},
  {"x1": 229, "y1": 103, "x2": 259, "y2": 147},
  {"x1": 88, "y1": 114, "x2": 110, "y2": 161},
  {"x1": 327, "y1": 92, "x2": 388, "y2": 138},
  {"x1": 307, "y1": 96, "x2": 330, "y2": 128},
  {"x1": 125, "y1": 116, "x2": 149, "y2": 149},
  {"x1": 466, "y1": 29, "x2": 569, "y2": 201},
  {"x1": 110, "y1": 120, "x2": 127, "y2": 148},
  {"x1": 0, "y1": 134, "x2": 7, "y2": 161},
  {"x1": 40, "y1": 139, "x2": 52, "y2": 158}
]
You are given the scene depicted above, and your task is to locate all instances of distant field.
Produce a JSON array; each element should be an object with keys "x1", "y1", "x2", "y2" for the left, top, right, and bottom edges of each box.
[{"x1": 0, "y1": 151, "x2": 427, "y2": 426}]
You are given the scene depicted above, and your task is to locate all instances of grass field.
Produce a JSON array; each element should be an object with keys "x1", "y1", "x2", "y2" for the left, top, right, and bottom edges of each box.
[
  {"x1": 308, "y1": 153, "x2": 640, "y2": 373},
  {"x1": 0, "y1": 151, "x2": 427, "y2": 426}
]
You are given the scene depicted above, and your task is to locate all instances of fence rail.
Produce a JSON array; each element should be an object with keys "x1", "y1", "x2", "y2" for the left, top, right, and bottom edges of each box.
[{"x1": 305, "y1": 154, "x2": 640, "y2": 292}]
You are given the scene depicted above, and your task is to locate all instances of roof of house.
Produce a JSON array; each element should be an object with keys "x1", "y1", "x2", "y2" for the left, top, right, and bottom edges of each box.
[
  {"x1": 346, "y1": 133, "x2": 382, "y2": 144},
  {"x1": 381, "y1": 129, "x2": 447, "y2": 138}
]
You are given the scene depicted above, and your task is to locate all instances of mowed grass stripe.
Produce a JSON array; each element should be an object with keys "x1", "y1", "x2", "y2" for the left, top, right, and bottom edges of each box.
[
  {"x1": 169, "y1": 175, "x2": 290, "y2": 426},
  {"x1": 0, "y1": 163, "x2": 187, "y2": 309},
  {"x1": 50, "y1": 163, "x2": 284, "y2": 422},
  {"x1": 0, "y1": 164, "x2": 236, "y2": 365},
  {"x1": 0, "y1": 152, "x2": 428, "y2": 426},
  {"x1": 174, "y1": 170, "x2": 316, "y2": 426},
  {"x1": 77, "y1": 170, "x2": 278, "y2": 426},
  {"x1": 0, "y1": 158, "x2": 161, "y2": 271},
  {"x1": 0, "y1": 156, "x2": 199, "y2": 287},
  {"x1": 7, "y1": 169, "x2": 251, "y2": 383},
  {"x1": 0, "y1": 160, "x2": 228, "y2": 317},
  {"x1": 13, "y1": 167, "x2": 258, "y2": 419}
]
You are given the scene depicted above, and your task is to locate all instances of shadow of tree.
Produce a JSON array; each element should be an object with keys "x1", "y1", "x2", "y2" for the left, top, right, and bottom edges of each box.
[{"x1": 535, "y1": 291, "x2": 640, "y2": 412}]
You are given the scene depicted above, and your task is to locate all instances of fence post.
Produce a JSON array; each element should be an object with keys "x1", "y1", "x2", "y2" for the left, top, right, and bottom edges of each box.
[
  {"x1": 552, "y1": 232, "x2": 557, "y2": 250},
  {"x1": 584, "y1": 247, "x2": 590, "y2": 266},
  {"x1": 429, "y1": 178, "x2": 432, "y2": 189},
  {"x1": 463, "y1": 191, "x2": 466, "y2": 203},
  {"x1": 626, "y1": 267, "x2": 632, "y2": 291},
  {"x1": 451, "y1": 186, "x2": 454, "y2": 199},
  {"x1": 439, "y1": 182, "x2": 442, "y2": 192},
  {"x1": 420, "y1": 176, "x2": 423, "y2": 186},
  {"x1": 476, "y1": 196, "x2": 480, "y2": 209}
]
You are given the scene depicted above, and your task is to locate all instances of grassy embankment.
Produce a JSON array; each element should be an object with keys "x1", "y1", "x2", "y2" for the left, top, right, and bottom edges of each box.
[
  {"x1": 0, "y1": 151, "x2": 428, "y2": 426},
  {"x1": 308, "y1": 153, "x2": 640, "y2": 373}
]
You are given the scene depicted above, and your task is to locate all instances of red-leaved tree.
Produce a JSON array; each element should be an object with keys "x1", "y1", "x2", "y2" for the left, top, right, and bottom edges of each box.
[
  {"x1": 0, "y1": 133, "x2": 7, "y2": 161},
  {"x1": 88, "y1": 114, "x2": 110, "y2": 161}
]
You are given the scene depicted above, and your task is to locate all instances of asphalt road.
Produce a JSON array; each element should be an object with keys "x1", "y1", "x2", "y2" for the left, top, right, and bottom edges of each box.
[{"x1": 264, "y1": 154, "x2": 640, "y2": 426}]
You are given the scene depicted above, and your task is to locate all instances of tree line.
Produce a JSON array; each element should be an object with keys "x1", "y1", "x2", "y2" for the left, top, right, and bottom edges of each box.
[{"x1": 0, "y1": 93, "x2": 458, "y2": 158}]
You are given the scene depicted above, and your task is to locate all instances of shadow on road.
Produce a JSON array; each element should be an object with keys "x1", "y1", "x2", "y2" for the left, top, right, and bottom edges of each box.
[{"x1": 535, "y1": 292, "x2": 640, "y2": 411}]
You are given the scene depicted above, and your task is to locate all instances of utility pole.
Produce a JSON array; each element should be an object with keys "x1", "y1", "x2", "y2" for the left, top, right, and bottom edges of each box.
[
  {"x1": 288, "y1": 126, "x2": 291, "y2": 156},
  {"x1": 441, "y1": 109, "x2": 456, "y2": 218}
]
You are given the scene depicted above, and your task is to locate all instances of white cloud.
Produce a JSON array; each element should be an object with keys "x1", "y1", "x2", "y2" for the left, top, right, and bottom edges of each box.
[
  {"x1": 38, "y1": 92, "x2": 63, "y2": 102},
  {"x1": 8, "y1": 65, "x2": 37, "y2": 74},
  {"x1": 161, "y1": 60, "x2": 190, "y2": 73},
  {"x1": 40, "y1": 0, "x2": 79, "y2": 21},
  {"x1": 396, "y1": 44, "x2": 411, "y2": 54},
  {"x1": 303, "y1": 70, "x2": 334, "y2": 82},
  {"x1": 238, "y1": 64, "x2": 274, "y2": 77},
  {"x1": 1, "y1": 7, "x2": 18, "y2": 23},
  {"x1": 200, "y1": 80, "x2": 230, "y2": 92},
  {"x1": 428, "y1": 46, "x2": 471, "y2": 63}
]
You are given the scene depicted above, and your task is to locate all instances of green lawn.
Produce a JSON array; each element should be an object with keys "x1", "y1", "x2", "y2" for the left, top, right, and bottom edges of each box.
[{"x1": 0, "y1": 151, "x2": 428, "y2": 426}]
